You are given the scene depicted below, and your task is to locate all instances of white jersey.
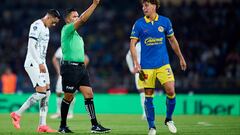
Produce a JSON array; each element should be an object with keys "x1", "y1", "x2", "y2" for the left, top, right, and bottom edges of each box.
[
  {"x1": 54, "y1": 47, "x2": 63, "y2": 92},
  {"x1": 126, "y1": 42, "x2": 141, "y2": 73},
  {"x1": 54, "y1": 47, "x2": 62, "y2": 59},
  {"x1": 54, "y1": 47, "x2": 62, "y2": 65},
  {"x1": 24, "y1": 19, "x2": 50, "y2": 67}
]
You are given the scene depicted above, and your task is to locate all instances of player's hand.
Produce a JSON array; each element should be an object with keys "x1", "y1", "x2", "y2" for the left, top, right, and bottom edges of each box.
[
  {"x1": 133, "y1": 62, "x2": 141, "y2": 73},
  {"x1": 93, "y1": 0, "x2": 100, "y2": 5},
  {"x1": 180, "y1": 57, "x2": 187, "y2": 71},
  {"x1": 39, "y1": 64, "x2": 46, "y2": 73}
]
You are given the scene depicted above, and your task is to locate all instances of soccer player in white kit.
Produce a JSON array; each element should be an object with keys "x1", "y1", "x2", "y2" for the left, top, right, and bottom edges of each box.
[
  {"x1": 51, "y1": 47, "x2": 90, "y2": 119},
  {"x1": 10, "y1": 9, "x2": 60, "y2": 133},
  {"x1": 126, "y1": 42, "x2": 146, "y2": 120}
]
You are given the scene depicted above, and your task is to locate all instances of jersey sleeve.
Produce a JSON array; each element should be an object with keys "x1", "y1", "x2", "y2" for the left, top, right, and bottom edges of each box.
[
  {"x1": 63, "y1": 23, "x2": 75, "y2": 35},
  {"x1": 130, "y1": 21, "x2": 140, "y2": 39},
  {"x1": 166, "y1": 18, "x2": 174, "y2": 37},
  {"x1": 28, "y1": 38, "x2": 43, "y2": 64},
  {"x1": 29, "y1": 22, "x2": 41, "y2": 40},
  {"x1": 54, "y1": 48, "x2": 62, "y2": 59}
]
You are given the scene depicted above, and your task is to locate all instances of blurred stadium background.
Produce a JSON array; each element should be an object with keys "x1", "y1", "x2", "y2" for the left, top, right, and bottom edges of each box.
[
  {"x1": 0, "y1": 0, "x2": 240, "y2": 134},
  {"x1": 0, "y1": 0, "x2": 239, "y2": 93}
]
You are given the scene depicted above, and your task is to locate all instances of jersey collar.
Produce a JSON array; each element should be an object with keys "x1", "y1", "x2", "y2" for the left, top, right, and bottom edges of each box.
[{"x1": 144, "y1": 14, "x2": 159, "y2": 23}]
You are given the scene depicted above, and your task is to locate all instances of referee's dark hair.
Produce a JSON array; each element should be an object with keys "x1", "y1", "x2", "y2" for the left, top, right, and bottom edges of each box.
[
  {"x1": 47, "y1": 9, "x2": 61, "y2": 19},
  {"x1": 141, "y1": 0, "x2": 160, "y2": 9},
  {"x1": 64, "y1": 8, "x2": 77, "y2": 19}
]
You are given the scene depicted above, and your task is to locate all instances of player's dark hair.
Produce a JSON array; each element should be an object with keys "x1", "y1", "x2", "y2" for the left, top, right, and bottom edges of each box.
[
  {"x1": 141, "y1": 0, "x2": 160, "y2": 9},
  {"x1": 64, "y1": 8, "x2": 77, "y2": 19},
  {"x1": 47, "y1": 9, "x2": 61, "y2": 19}
]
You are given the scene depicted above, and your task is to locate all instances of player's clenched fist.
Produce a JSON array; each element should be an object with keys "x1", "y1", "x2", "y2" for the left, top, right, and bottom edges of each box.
[{"x1": 93, "y1": 0, "x2": 100, "y2": 5}]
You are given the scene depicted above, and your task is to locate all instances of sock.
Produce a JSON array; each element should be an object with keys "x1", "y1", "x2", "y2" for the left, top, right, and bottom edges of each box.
[
  {"x1": 39, "y1": 90, "x2": 50, "y2": 126},
  {"x1": 69, "y1": 97, "x2": 76, "y2": 115},
  {"x1": 85, "y1": 98, "x2": 98, "y2": 126},
  {"x1": 60, "y1": 99, "x2": 71, "y2": 128},
  {"x1": 56, "y1": 96, "x2": 62, "y2": 114},
  {"x1": 166, "y1": 95, "x2": 176, "y2": 120},
  {"x1": 16, "y1": 92, "x2": 46, "y2": 116},
  {"x1": 140, "y1": 92, "x2": 146, "y2": 117},
  {"x1": 145, "y1": 97, "x2": 155, "y2": 129}
]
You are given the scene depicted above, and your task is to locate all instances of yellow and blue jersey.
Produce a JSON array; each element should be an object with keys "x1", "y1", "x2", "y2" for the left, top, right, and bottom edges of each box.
[{"x1": 130, "y1": 14, "x2": 174, "y2": 69}]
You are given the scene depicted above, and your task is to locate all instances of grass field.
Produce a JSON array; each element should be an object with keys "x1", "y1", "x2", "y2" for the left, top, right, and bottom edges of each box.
[{"x1": 0, "y1": 113, "x2": 240, "y2": 135}]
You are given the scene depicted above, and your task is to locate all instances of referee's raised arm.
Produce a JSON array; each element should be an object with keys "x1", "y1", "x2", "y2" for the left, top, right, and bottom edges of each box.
[{"x1": 74, "y1": 0, "x2": 100, "y2": 29}]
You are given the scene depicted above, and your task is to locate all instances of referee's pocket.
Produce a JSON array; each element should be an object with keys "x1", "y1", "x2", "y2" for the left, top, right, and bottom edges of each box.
[{"x1": 61, "y1": 65, "x2": 75, "y2": 76}]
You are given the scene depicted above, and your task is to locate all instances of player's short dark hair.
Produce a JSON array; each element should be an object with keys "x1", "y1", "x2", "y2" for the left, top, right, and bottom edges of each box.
[
  {"x1": 141, "y1": 0, "x2": 160, "y2": 9},
  {"x1": 47, "y1": 9, "x2": 61, "y2": 19},
  {"x1": 64, "y1": 8, "x2": 77, "y2": 19}
]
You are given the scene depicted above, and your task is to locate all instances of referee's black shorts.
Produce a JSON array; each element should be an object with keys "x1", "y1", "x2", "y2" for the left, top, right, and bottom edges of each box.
[{"x1": 60, "y1": 61, "x2": 91, "y2": 93}]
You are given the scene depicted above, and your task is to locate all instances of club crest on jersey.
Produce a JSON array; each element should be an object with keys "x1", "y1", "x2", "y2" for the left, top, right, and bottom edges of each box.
[{"x1": 158, "y1": 26, "x2": 164, "y2": 32}]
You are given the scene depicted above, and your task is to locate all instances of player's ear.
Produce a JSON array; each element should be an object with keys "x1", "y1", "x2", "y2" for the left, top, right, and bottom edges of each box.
[
  {"x1": 46, "y1": 15, "x2": 51, "y2": 20},
  {"x1": 64, "y1": 17, "x2": 68, "y2": 23},
  {"x1": 55, "y1": 17, "x2": 59, "y2": 22}
]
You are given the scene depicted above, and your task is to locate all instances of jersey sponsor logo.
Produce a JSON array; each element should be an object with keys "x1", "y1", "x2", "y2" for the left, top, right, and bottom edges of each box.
[
  {"x1": 144, "y1": 37, "x2": 163, "y2": 46},
  {"x1": 158, "y1": 26, "x2": 164, "y2": 32}
]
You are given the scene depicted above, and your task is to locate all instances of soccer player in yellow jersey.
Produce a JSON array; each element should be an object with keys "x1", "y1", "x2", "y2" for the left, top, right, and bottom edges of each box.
[{"x1": 130, "y1": 0, "x2": 187, "y2": 134}]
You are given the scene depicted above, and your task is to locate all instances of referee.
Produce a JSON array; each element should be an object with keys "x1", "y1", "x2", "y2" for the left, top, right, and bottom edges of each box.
[{"x1": 58, "y1": 0, "x2": 110, "y2": 133}]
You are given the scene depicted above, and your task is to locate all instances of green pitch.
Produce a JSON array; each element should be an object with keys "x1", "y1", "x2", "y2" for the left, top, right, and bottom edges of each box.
[{"x1": 0, "y1": 114, "x2": 239, "y2": 135}]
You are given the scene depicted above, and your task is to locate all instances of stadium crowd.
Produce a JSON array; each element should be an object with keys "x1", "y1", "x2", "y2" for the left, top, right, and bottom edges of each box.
[{"x1": 0, "y1": 0, "x2": 239, "y2": 93}]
